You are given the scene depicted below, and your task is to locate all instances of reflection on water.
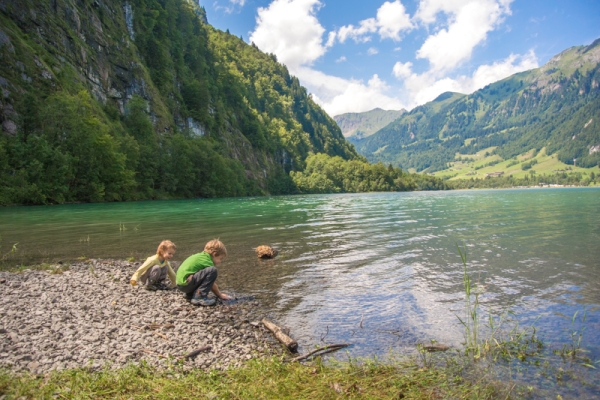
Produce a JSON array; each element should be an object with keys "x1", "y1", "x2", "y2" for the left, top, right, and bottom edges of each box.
[{"x1": 2, "y1": 189, "x2": 599, "y2": 362}]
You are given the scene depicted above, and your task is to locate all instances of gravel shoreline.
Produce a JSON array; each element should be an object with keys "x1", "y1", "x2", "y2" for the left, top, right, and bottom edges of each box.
[{"x1": 0, "y1": 259, "x2": 285, "y2": 374}]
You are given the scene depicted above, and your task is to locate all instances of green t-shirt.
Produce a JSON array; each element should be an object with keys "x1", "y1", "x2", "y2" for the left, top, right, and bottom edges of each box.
[{"x1": 176, "y1": 251, "x2": 214, "y2": 286}]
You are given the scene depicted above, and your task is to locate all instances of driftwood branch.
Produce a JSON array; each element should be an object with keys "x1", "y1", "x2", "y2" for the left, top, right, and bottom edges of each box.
[
  {"x1": 262, "y1": 318, "x2": 298, "y2": 353},
  {"x1": 141, "y1": 349, "x2": 167, "y2": 358},
  {"x1": 290, "y1": 343, "x2": 349, "y2": 362},
  {"x1": 421, "y1": 343, "x2": 450, "y2": 352},
  {"x1": 181, "y1": 345, "x2": 212, "y2": 360}
]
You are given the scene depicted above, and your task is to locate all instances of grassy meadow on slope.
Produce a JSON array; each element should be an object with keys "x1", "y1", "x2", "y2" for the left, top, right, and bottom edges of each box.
[
  {"x1": 352, "y1": 40, "x2": 600, "y2": 174},
  {"x1": 431, "y1": 147, "x2": 600, "y2": 188}
]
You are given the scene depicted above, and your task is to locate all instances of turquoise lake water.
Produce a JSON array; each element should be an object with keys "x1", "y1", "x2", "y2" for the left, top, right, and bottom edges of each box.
[{"x1": 1, "y1": 188, "x2": 599, "y2": 395}]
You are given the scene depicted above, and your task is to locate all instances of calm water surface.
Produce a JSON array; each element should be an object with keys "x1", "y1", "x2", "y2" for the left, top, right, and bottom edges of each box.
[{"x1": 2, "y1": 188, "x2": 599, "y2": 393}]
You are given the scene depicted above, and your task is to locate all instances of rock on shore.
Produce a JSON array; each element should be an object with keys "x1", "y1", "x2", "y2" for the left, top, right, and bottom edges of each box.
[{"x1": 0, "y1": 259, "x2": 284, "y2": 374}]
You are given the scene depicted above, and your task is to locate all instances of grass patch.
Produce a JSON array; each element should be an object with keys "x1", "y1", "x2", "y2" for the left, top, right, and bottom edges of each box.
[
  {"x1": 435, "y1": 147, "x2": 600, "y2": 182},
  {"x1": 0, "y1": 357, "x2": 508, "y2": 399},
  {"x1": 0, "y1": 262, "x2": 70, "y2": 274}
]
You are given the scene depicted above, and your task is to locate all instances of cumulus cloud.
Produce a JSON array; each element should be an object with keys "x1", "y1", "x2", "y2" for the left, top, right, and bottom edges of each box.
[
  {"x1": 468, "y1": 50, "x2": 537, "y2": 90},
  {"x1": 297, "y1": 67, "x2": 405, "y2": 115},
  {"x1": 377, "y1": 0, "x2": 414, "y2": 40},
  {"x1": 250, "y1": 0, "x2": 327, "y2": 68},
  {"x1": 397, "y1": 50, "x2": 538, "y2": 107},
  {"x1": 392, "y1": 61, "x2": 413, "y2": 79},
  {"x1": 247, "y1": 0, "x2": 532, "y2": 115},
  {"x1": 248, "y1": 0, "x2": 406, "y2": 115},
  {"x1": 336, "y1": 18, "x2": 377, "y2": 44},
  {"x1": 333, "y1": 1, "x2": 413, "y2": 44},
  {"x1": 415, "y1": 0, "x2": 513, "y2": 72}
]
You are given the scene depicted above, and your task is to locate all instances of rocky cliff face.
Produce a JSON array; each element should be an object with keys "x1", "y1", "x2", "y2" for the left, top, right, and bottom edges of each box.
[
  {"x1": 1, "y1": 0, "x2": 351, "y2": 198},
  {"x1": 1, "y1": 0, "x2": 167, "y2": 128}
]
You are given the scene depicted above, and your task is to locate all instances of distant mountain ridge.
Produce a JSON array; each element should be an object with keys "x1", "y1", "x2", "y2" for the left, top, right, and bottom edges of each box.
[
  {"x1": 334, "y1": 108, "x2": 405, "y2": 139},
  {"x1": 352, "y1": 39, "x2": 600, "y2": 173}
]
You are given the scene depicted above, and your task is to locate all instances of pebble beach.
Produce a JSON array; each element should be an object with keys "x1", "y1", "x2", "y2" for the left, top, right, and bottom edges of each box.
[{"x1": 0, "y1": 259, "x2": 285, "y2": 375}]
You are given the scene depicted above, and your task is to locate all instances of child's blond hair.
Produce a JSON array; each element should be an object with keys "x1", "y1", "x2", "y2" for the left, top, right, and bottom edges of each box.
[
  {"x1": 204, "y1": 238, "x2": 227, "y2": 256},
  {"x1": 157, "y1": 240, "x2": 176, "y2": 258}
]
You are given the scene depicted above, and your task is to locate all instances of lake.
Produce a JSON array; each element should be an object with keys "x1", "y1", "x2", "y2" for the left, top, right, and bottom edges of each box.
[{"x1": 2, "y1": 188, "x2": 599, "y2": 394}]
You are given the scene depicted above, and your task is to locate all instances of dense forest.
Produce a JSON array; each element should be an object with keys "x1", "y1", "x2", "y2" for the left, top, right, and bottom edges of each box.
[
  {"x1": 446, "y1": 171, "x2": 597, "y2": 189},
  {"x1": 354, "y1": 41, "x2": 600, "y2": 173},
  {"x1": 4, "y1": 0, "x2": 429, "y2": 205},
  {"x1": 290, "y1": 153, "x2": 447, "y2": 194}
]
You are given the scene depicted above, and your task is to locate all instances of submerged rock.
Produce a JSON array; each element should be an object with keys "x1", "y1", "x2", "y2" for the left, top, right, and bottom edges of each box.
[{"x1": 255, "y1": 245, "x2": 278, "y2": 259}]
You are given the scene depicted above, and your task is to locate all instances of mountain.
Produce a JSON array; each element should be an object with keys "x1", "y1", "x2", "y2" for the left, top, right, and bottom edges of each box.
[
  {"x1": 353, "y1": 40, "x2": 600, "y2": 173},
  {"x1": 333, "y1": 108, "x2": 406, "y2": 139},
  {"x1": 0, "y1": 0, "x2": 359, "y2": 205}
]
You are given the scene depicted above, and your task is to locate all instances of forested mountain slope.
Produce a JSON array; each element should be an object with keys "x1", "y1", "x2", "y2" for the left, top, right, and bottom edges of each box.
[
  {"x1": 354, "y1": 40, "x2": 600, "y2": 172},
  {"x1": 0, "y1": 0, "x2": 358, "y2": 204},
  {"x1": 333, "y1": 108, "x2": 406, "y2": 139}
]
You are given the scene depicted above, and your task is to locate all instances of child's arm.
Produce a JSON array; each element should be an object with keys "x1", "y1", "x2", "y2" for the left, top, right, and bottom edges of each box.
[
  {"x1": 211, "y1": 283, "x2": 231, "y2": 300},
  {"x1": 166, "y1": 264, "x2": 177, "y2": 287}
]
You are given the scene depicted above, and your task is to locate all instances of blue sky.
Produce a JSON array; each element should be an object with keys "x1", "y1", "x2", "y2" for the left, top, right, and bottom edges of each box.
[{"x1": 201, "y1": 0, "x2": 600, "y2": 116}]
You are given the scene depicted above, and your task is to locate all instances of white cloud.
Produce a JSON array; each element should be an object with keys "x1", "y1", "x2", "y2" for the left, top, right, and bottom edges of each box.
[
  {"x1": 332, "y1": 1, "x2": 413, "y2": 44},
  {"x1": 249, "y1": 0, "x2": 408, "y2": 115},
  {"x1": 468, "y1": 50, "x2": 537, "y2": 90},
  {"x1": 250, "y1": 0, "x2": 327, "y2": 68},
  {"x1": 326, "y1": 31, "x2": 337, "y2": 48},
  {"x1": 215, "y1": 0, "x2": 247, "y2": 14},
  {"x1": 247, "y1": 0, "x2": 532, "y2": 116},
  {"x1": 298, "y1": 67, "x2": 406, "y2": 116},
  {"x1": 415, "y1": 0, "x2": 513, "y2": 72},
  {"x1": 398, "y1": 50, "x2": 538, "y2": 107},
  {"x1": 392, "y1": 61, "x2": 413, "y2": 79},
  {"x1": 376, "y1": 0, "x2": 414, "y2": 41},
  {"x1": 336, "y1": 18, "x2": 377, "y2": 44}
]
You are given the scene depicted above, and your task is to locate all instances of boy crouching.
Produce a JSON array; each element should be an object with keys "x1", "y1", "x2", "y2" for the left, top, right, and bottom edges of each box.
[{"x1": 176, "y1": 239, "x2": 231, "y2": 306}]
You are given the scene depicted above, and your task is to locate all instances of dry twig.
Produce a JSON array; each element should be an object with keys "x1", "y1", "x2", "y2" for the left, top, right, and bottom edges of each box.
[{"x1": 290, "y1": 343, "x2": 349, "y2": 362}]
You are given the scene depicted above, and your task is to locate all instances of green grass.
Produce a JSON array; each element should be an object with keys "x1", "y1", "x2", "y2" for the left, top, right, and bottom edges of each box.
[
  {"x1": 434, "y1": 147, "x2": 600, "y2": 181},
  {"x1": 0, "y1": 357, "x2": 508, "y2": 400},
  {"x1": 456, "y1": 245, "x2": 543, "y2": 363},
  {"x1": 0, "y1": 262, "x2": 69, "y2": 274}
]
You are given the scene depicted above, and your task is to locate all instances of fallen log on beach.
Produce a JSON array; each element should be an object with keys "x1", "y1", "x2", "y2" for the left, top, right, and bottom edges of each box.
[{"x1": 262, "y1": 318, "x2": 298, "y2": 352}]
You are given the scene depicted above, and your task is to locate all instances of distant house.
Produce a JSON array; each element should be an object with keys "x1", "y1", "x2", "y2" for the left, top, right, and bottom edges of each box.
[{"x1": 486, "y1": 171, "x2": 504, "y2": 177}]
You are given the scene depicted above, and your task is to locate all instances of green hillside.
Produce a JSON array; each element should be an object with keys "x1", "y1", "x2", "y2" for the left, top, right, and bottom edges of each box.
[
  {"x1": 353, "y1": 40, "x2": 600, "y2": 176},
  {"x1": 0, "y1": 0, "x2": 359, "y2": 204},
  {"x1": 333, "y1": 108, "x2": 406, "y2": 139}
]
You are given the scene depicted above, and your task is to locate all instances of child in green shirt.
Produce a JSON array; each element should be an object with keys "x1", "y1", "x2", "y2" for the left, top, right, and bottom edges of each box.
[{"x1": 176, "y1": 239, "x2": 231, "y2": 306}]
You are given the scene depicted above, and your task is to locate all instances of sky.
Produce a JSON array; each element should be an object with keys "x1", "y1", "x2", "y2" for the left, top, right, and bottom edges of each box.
[{"x1": 200, "y1": 0, "x2": 600, "y2": 116}]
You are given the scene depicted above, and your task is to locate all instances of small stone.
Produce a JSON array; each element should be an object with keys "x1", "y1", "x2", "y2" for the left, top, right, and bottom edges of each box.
[{"x1": 28, "y1": 361, "x2": 39, "y2": 371}]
